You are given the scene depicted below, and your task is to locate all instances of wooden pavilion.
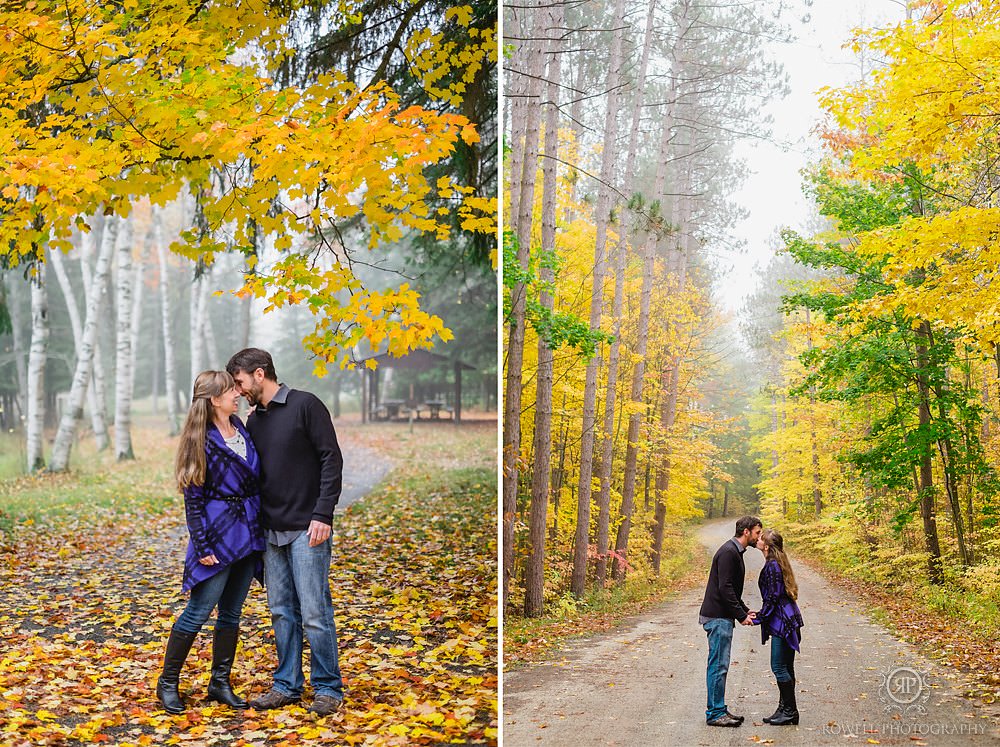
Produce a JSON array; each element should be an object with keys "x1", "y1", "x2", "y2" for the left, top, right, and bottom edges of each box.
[{"x1": 358, "y1": 349, "x2": 476, "y2": 423}]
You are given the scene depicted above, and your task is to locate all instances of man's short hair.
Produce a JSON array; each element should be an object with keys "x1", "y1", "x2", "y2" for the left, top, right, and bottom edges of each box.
[
  {"x1": 226, "y1": 348, "x2": 278, "y2": 381},
  {"x1": 735, "y1": 515, "x2": 762, "y2": 536}
]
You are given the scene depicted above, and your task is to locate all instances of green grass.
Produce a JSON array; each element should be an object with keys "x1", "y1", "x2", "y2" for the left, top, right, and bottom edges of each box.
[
  {"x1": 0, "y1": 421, "x2": 179, "y2": 536},
  {"x1": 0, "y1": 431, "x2": 25, "y2": 481}
]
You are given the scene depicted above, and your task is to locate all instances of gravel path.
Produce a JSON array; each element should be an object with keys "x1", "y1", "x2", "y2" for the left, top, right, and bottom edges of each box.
[
  {"x1": 338, "y1": 439, "x2": 391, "y2": 510},
  {"x1": 503, "y1": 519, "x2": 1000, "y2": 745}
]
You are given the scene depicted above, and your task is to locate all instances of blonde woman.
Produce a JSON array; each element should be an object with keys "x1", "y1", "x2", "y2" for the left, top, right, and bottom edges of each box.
[
  {"x1": 156, "y1": 371, "x2": 265, "y2": 714},
  {"x1": 753, "y1": 529, "x2": 804, "y2": 726}
]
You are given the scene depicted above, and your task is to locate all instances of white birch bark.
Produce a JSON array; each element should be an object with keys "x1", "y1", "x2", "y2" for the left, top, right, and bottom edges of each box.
[
  {"x1": 78, "y1": 222, "x2": 110, "y2": 450},
  {"x1": 190, "y1": 264, "x2": 210, "y2": 383},
  {"x1": 154, "y1": 208, "x2": 179, "y2": 435},
  {"x1": 5, "y1": 270, "x2": 29, "y2": 414},
  {"x1": 50, "y1": 245, "x2": 106, "y2": 439},
  {"x1": 114, "y1": 216, "x2": 135, "y2": 460},
  {"x1": 49, "y1": 216, "x2": 117, "y2": 471},
  {"x1": 128, "y1": 228, "x2": 147, "y2": 398},
  {"x1": 25, "y1": 256, "x2": 49, "y2": 472}
]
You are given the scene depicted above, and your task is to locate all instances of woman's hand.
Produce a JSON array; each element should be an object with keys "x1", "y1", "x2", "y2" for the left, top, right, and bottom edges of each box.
[{"x1": 199, "y1": 554, "x2": 219, "y2": 565}]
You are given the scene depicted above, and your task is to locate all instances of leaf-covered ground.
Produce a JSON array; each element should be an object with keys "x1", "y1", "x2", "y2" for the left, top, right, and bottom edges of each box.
[{"x1": 0, "y1": 420, "x2": 498, "y2": 746}]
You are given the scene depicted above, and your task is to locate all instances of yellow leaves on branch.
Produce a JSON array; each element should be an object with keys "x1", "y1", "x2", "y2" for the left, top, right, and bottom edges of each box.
[
  {"x1": 821, "y1": 0, "x2": 1000, "y2": 177},
  {"x1": 243, "y1": 258, "x2": 452, "y2": 372},
  {"x1": 817, "y1": 0, "x2": 1000, "y2": 353},
  {"x1": 850, "y1": 207, "x2": 1000, "y2": 345},
  {"x1": 0, "y1": 0, "x2": 495, "y2": 362},
  {"x1": 404, "y1": 6, "x2": 497, "y2": 108}
]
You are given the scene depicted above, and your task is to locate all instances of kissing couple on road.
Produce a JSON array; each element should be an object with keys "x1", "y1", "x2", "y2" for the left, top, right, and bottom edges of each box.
[
  {"x1": 154, "y1": 347, "x2": 345, "y2": 718},
  {"x1": 700, "y1": 515, "x2": 804, "y2": 728}
]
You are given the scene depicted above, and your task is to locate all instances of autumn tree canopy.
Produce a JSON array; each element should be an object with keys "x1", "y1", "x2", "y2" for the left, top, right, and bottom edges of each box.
[{"x1": 0, "y1": 0, "x2": 496, "y2": 371}]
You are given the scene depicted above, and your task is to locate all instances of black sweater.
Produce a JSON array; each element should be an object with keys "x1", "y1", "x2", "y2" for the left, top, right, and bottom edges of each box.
[
  {"x1": 246, "y1": 386, "x2": 343, "y2": 530},
  {"x1": 699, "y1": 538, "x2": 751, "y2": 622}
]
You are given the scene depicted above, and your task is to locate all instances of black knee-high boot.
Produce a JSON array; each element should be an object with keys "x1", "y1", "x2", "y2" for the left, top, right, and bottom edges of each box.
[
  {"x1": 769, "y1": 679, "x2": 799, "y2": 726},
  {"x1": 206, "y1": 626, "x2": 248, "y2": 708},
  {"x1": 762, "y1": 680, "x2": 784, "y2": 724},
  {"x1": 156, "y1": 628, "x2": 198, "y2": 714}
]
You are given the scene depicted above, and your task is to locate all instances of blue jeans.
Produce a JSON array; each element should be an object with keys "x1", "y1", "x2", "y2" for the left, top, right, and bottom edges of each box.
[
  {"x1": 264, "y1": 534, "x2": 343, "y2": 699},
  {"x1": 174, "y1": 553, "x2": 258, "y2": 635},
  {"x1": 704, "y1": 617, "x2": 735, "y2": 721},
  {"x1": 770, "y1": 634, "x2": 795, "y2": 682}
]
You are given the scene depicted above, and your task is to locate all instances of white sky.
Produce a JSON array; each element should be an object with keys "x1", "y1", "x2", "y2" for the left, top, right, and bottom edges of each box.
[{"x1": 715, "y1": 0, "x2": 906, "y2": 311}]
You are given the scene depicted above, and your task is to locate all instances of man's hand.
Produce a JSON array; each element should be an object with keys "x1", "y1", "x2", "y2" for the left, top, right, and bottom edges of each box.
[
  {"x1": 741, "y1": 612, "x2": 756, "y2": 625},
  {"x1": 307, "y1": 520, "x2": 332, "y2": 547}
]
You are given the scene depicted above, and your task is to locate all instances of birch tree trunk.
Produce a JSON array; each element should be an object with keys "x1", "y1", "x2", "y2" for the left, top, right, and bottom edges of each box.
[
  {"x1": 524, "y1": 8, "x2": 562, "y2": 617},
  {"x1": 203, "y1": 312, "x2": 221, "y2": 370},
  {"x1": 26, "y1": 257, "x2": 49, "y2": 472},
  {"x1": 50, "y1": 246, "x2": 105, "y2": 438},
  {"x1": 79, "y1": 222, "x2": 111, "y2": 450},
  {"x1": 502, "y1": 0, "x2": 547, "y2": 612},
  {"x1": 49, "y1": 215, "x2": 117, "y2": 472},
  {"x1": 571, "y1": 0, "x2": 627, "y2": 597},
  {"x1": 4, "y1": 273, "x2": 28, "y2": 415},
  {"x1": 114, "y1": 216, "x2": 136, "y2": 460},
  {"x1": 190, "y1": 264, "x2": 209, "y2": 383},
  {"x1": 155, "y1": 208, "x2": 180, "y2": 435},
  {"x1": 595, "y1": 0, "x2": 657, "y2": 587},
  {"x1": 129, "y1": 229, "x2": 147, "y2": 398}
]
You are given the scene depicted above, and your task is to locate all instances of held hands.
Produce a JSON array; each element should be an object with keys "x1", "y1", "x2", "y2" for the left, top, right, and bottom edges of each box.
[
  {"x1": 307, "y1": 519, "x2": 332, "y2": 547},
  {"x1": 741, "y1": 611, "x2": 757, "y2": 626},
  {"x1": 198, "y1": 554, "x2": 219, "y2": 566}
]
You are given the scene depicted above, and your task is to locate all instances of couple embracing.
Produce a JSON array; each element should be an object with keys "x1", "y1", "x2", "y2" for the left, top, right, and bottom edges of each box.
[
  {"x1": 154, "y1": 348, "x2": 345, "y2": 717},
  {"x1": 701, "y1": 515, "x2": 804, "y2": 728}
]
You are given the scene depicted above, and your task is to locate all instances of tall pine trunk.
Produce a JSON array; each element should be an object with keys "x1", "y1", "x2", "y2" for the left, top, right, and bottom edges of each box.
[
  {"x1": 571, "y1": 0, "x2": 627, "y2": 598},
  {"x1": 613, "y1": 3, "x2": 687, "y2": 581},
  {"x1": 915, "y1": 320, "x2": 944, "y2": 584},
  {"x1": 524, "y1": 12, "x2": 562, "y2": 617},
  {"x1": 595, "y1": 0, "x2": 657, "y2": 587},
  {"x1": 503, "y1": 0, "x2": 547, "y2": 612}
]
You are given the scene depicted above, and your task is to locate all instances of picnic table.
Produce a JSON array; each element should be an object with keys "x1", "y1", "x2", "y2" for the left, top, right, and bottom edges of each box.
[{"x1": 423, "y1": 401, "x2": 449, "y2": 419}]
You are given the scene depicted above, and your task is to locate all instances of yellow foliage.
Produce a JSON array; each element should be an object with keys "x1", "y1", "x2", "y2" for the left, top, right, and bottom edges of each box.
[{"x1": 0, "y1": 0, "x2": 494, "y2": 366}]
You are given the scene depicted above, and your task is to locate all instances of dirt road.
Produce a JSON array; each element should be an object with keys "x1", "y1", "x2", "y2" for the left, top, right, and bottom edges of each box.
[{"x1": 503, "y1": 520, "x2": 1000, "y2": 745}]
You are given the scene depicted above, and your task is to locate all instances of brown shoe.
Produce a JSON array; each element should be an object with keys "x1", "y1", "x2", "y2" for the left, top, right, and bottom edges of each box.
[
  {"x1": 249, "y1": 688, "x2": 300, "y2": 710},
  {"x1": 308, "y1": 694, "x2": 343, "y2": 716}
]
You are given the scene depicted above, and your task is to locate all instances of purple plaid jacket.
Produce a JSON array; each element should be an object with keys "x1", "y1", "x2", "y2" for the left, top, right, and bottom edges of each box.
[
  {"x1": 754, "y1": 558, "x2": 804, "y2": 651},
  {"x1": 181, "y1": 416, "x2": 266, "y2": 592}
]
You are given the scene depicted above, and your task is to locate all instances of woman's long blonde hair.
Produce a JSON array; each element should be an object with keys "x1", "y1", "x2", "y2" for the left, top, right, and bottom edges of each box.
[
  {"x1": 176, "y1": 370, "x2": 236, "y2": 490},
  {"x1": 761, "y1": 528, "x2": 798, "y2": 601}
]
